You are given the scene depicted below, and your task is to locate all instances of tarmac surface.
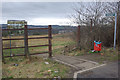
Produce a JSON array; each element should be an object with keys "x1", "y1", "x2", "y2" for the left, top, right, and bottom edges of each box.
[
  {"x1": 53, "y1": 54, "x2": 100, "y2": 70},
  {"x1": 77, "y1": 61, "x2": 119, "y2": 78}
]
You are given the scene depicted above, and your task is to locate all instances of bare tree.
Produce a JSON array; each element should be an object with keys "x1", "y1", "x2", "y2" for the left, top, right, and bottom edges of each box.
[
  {"x1": 70, "y1": 2, "x2": 118, "y2": 26},
  {"x1": 70, "y1": 2, "x2": 107, "y2": 26},
  {"x1": 69, "y1": 2, "x2": 119, "y2": 49}
]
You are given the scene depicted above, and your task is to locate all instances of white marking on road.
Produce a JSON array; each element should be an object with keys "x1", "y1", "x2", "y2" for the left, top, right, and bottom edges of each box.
[
  {"x1": 65, "y1": 56, "x2": 99, "y2": 65},
  {"x1": 75, "y1": 58, "x2": 99, "y2": 65},
  {"x1": 73, "y1": 64, "x2": 106, "y2": 79}
]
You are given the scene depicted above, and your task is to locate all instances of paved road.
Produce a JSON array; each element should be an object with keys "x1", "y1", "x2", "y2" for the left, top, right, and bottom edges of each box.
[{"x1": 77, "y1": 61, "x2": 119, "y2": 78}]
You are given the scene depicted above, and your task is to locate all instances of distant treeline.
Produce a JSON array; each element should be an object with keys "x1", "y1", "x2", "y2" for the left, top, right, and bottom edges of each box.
[{"x1": 2, "y1": 25, "x2": 76, "y2": 37}]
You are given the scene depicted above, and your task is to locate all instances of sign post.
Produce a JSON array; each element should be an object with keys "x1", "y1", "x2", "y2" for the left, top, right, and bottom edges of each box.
[
  {"x1": 106, "y1": 13, "x2": 117, "y2": 49},
  {"x1": 114, "y1": 13, "x2": 117, "y2": 49}
]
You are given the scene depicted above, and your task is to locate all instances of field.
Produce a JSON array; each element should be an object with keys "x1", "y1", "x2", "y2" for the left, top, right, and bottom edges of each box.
[
  {"x1": 2, "y1": 34, "x2": 75, "y2": 78},
  {"x1": 2, "y1": 34, "x2": 75, "y2": 56}
]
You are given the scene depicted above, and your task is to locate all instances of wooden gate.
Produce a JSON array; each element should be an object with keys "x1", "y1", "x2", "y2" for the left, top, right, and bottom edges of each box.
[{"x1": 2, "y1": 25, "x2": 52, "y2": 61}]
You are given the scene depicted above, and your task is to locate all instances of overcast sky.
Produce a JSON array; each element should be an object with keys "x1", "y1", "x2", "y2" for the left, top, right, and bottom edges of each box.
[{"x1": 2, "y1": 2, "x2": 77, "y2": 25}]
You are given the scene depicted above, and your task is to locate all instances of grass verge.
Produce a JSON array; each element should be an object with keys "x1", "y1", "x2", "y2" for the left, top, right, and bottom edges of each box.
[{"x1": 2, "y1": 56, "x2": 70, "y2": 78}]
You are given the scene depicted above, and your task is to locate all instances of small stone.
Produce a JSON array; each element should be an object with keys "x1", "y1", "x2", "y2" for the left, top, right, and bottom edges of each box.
[
  {"x1": 92, "y1": 50, "x2": 95, "y2": 52},
  {"x1": 48, "y1": 70, "x2": 51, "y2": 72},
  {"x1": 54, "y1": 77, "x2": 57, "y2": 78},
  {"x1": 54, "y1": 71, "x2": 59, "y2": 73},
  {"x1": 58, "y1": 76, "x2": 61, "y2": 78},
  {"x1": 45, "y1": 62, "x2": 49, "y2": 64}
]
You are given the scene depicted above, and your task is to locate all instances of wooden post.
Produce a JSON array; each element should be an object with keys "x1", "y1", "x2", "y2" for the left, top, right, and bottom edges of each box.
[
  {"x1": 2, "y1": 42, "x2": 4, "y2": 63},
  {"x1": 48, "y1": 25, "x2": 52, "y2": 58},
  {"x1": 90, "y1": 19, "x2": 92, "y2": 32},
  {"x1": 90, "y1": 19, "x2": 94, "y2": 49},
  {"x1": 77, "y1": 25, "x2": 80, "y2": 49},
  {"x1": 0, "y1": 27, "x2": 4, "y2": 62},
  {"x1": 24, "y1": 25, "x2": 30, "y2": 59}
]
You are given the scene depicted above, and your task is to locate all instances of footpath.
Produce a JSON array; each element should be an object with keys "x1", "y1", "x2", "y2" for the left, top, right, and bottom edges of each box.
[
  {"x1": 37, "y1": 54, "x2": 118, "y2": 78},
  {"x1": 53, "y1": 54, "x2": 101, "y2": 70}
]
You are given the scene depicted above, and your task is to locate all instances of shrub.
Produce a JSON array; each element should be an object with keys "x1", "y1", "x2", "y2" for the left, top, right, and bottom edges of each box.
[{"x1": 70, "y1": 26, "x2": 114, "y2": 50}]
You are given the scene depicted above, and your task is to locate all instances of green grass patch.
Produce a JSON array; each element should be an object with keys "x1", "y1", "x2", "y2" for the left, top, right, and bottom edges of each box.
[
  {"x1": 3, "y1": 48, "x2": 24, "y2": 56},
  {"x1": 88, "y1": 51, "x2": 101, "y2": 54},
  {"x1": 3, "y1": 56, "x2": 70, "y2": 78}
]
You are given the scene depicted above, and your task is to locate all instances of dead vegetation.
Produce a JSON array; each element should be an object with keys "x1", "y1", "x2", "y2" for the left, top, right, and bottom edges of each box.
[{"x1": 69, "y1": 26, "x2": 114, "y2": 50}]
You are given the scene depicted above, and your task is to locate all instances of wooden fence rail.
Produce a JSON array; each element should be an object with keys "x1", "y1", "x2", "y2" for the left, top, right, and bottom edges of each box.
[
  {"x1": 2, "y1": 37, "x2": 51, "y2": 41},
  {"x1": 2, "y1": 25, "x2": 52, "y2": 61}
]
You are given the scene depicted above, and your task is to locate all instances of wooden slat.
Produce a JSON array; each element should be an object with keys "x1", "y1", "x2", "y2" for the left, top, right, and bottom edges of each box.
[
  {"x1": 4, "y1": 54, "x2": 25, "y2": 58},
  {"x1": 2, "y1": 28, "x2": 48, "y2": 31},
  {"x1": 28, "y1": 28, "x2": 48, "y2": 30},
  {"x1": 3, "y1": 44, "x2": 49, "y2": 50},
  {"x1": 28, "y1": 44, "x2": 49, "y2": 48},
  {"x1": 2, "y1": 38, "x2": 24, "y2": 40},
  {"x1": 2, "y1": 29, "x2": 24, "y2": 31},
  {"x1": 28, "y1": 37, "x2": 52, "y2": 39},
  {"x1": 3, "y1": 46, "x2": 25, "y2": 50},
  {"x1": 30, "y1": 52, "x2": 48, "y2": 55},
  {"x1": 2, "y1": 37, "x2": 52, "y2": 41}
]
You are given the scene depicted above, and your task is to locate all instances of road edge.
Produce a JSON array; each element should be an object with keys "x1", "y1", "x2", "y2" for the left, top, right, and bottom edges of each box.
[{"x1": 73, "y1": 64, "x2": 106, "y2": 79}]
